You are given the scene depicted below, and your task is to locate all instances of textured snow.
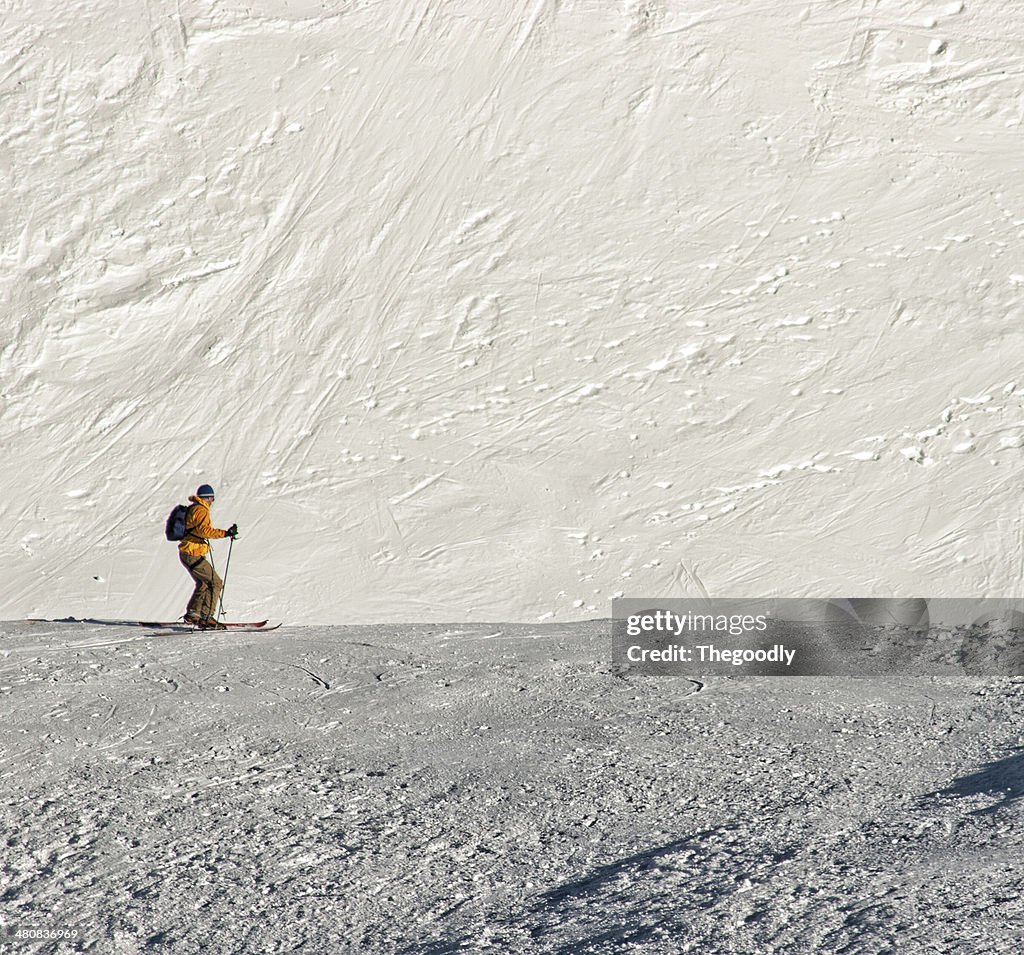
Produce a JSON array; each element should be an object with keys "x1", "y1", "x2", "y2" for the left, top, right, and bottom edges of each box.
[
  {"x1": 4, "y1": 0, "x2": 1024, "y2": 623},
  {"x1": 4, "y1": 3, "x2": 1024, "y2": 951},
  {"x1": 3, "y1": 619, "x2": 1024, "y2": 953}
]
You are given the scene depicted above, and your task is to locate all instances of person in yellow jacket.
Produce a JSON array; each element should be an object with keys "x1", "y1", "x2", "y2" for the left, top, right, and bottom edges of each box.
[{"x1": 179, "y1": 484, "x2": 237, "y2": 628}]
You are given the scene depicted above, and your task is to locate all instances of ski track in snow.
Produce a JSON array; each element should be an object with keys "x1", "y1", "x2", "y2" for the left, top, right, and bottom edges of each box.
[
  {"x1": 2, "y1": 0, "x2": 1024, "y2": 622},
  {"x1": 1, "y1": 620, "x2": 1023, "y2": 953}
]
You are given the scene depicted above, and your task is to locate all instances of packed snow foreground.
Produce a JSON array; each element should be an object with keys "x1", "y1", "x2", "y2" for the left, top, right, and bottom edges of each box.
[{"x1": 3, "y1": 618, "x2": 1023, "y2": 953}]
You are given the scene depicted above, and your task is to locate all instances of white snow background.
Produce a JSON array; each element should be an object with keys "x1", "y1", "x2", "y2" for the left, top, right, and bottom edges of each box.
[
  {"x1": 4, "y1": 1, "x2": 1024, "y2": 954},
  {"x1": 6, "y1": 0, "x2": 1024, "y2": 624}
]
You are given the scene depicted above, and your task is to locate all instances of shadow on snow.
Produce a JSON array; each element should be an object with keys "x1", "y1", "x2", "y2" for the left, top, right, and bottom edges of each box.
[{"x1": 920, "y1": 747, "x2": 1024, "y2": 817}]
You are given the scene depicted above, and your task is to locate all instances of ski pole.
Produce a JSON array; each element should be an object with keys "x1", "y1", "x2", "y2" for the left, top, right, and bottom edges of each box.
[{"x1": 217, "y1": 535, "x2": 234, "y2": 620}]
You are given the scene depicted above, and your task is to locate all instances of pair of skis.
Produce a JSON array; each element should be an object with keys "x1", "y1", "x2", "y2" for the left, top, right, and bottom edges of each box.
[
  {"x1": 28, "y1": 618, "x2": 280, "y2": 633},
  {"x1": 140, "y1": 619, "x2": 281, "y2": 633}
]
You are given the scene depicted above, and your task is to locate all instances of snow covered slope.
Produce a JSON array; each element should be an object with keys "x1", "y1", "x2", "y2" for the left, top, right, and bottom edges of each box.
[{"x1": 4, "y1": 0, "x2": 1024, "y2": 623}]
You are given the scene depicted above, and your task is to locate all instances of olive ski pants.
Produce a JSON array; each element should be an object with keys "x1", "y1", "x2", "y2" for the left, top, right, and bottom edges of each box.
[{"x1": 179, "y1": 552, "x2": 223, "y2": 619}]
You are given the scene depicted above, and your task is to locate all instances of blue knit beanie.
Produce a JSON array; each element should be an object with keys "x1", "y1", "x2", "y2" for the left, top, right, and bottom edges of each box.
[{"x1": 197, "y1": 484, "x2": 215, "y2": 499}]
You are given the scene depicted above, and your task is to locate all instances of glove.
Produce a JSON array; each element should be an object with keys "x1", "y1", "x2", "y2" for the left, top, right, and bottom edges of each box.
[{"x1": 226, "y1": 523, "x2": 238, "y2": 539}]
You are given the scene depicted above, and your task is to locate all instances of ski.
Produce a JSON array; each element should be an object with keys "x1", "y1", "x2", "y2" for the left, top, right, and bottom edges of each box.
[
  {"x1": 138, "y1": 619, "x2": 270, "y2": 630},
  {"x1": 141, "y1": 622, "x2": 283, "y2": 633},
  {"x1": 213, "y1": 623, "x2": 282, "y2": 633},
  {"x1": 32, "y1": 617, "x2": 280, "y2": 632}
]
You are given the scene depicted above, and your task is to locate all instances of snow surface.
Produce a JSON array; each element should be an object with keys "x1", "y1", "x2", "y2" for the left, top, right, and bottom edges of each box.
[
  {"x1": 5, "y1": 2, "x2": 1024, "y2": 953},
  {"x1": 5, "y1": 0, "x2": 1024, "y2": 623},
  {"x1": 3, "y1": 619, "x2": 1024, "y2": 953}
]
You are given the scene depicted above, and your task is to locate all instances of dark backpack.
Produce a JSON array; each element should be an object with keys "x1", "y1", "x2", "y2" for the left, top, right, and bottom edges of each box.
[{"x1": 165, "y1": 504, "x2": 190, "y2": 541}]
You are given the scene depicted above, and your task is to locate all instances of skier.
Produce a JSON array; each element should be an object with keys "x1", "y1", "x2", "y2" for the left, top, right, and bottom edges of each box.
[{"x1": 179, "y1": 484, "x2": 237, "y2": 629}]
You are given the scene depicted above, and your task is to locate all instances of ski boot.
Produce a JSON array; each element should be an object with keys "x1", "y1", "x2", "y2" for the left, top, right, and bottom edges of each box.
[{"x1": 197, "y1": 615, "x2": 227, "y2": 630}]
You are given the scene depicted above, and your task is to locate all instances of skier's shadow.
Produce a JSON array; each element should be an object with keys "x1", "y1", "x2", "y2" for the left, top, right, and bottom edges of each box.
[
  {"x1": 920, "y1": 748, "x2": 1024, "y2": 816},
  {"x1": 47, "y1": 617, "x2": 132, "y2": 627}
]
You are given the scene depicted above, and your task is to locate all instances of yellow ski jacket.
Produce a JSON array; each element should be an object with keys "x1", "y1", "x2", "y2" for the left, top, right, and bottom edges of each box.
[{"x1": 178, "y1": 496, "x2": 229, "y2": 558}]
